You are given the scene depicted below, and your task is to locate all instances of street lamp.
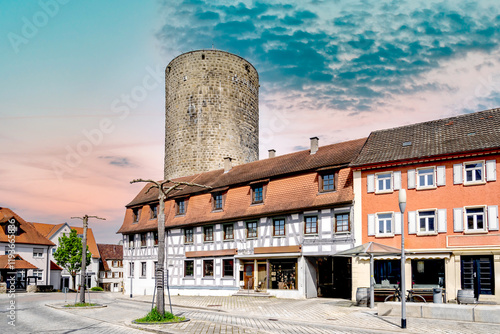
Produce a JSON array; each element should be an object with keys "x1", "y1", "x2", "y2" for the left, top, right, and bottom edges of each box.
[{"x1": 398, "y1": 189, "x2": 407, "y2": 329}]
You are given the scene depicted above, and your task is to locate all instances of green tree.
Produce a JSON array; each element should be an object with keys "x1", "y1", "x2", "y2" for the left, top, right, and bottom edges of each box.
[{"x1": 53, "y1": 229, "x2": 91, "y2": 290}]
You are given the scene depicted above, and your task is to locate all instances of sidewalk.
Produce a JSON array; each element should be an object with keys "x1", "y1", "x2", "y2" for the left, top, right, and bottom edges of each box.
[{"x1": 116, "y1": 294, "x2": 500, "y2": 334}]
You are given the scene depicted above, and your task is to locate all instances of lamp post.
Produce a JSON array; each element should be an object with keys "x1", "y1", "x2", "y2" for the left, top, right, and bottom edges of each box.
[{"x1": 398, "y1": 189, "x2": 407, "y2": 329}]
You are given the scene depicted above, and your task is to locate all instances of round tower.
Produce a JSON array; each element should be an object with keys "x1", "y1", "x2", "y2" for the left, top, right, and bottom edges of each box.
[{"x1": 164, "y1": 50, "x2": 259, "y2": 179}]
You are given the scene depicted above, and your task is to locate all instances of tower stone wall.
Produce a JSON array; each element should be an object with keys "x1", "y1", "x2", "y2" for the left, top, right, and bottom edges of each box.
[{"x1": 164, "y1": 50, "x2": 259, "y2": 179}]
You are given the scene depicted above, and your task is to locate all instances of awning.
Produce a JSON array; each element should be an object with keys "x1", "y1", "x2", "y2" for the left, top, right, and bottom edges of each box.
[
  {"x1": 235, "y1": 253, "x2": 301, "y2": 259},
  {"x1": 0, "y1": 254, "x2": 38, "y2": 270}
]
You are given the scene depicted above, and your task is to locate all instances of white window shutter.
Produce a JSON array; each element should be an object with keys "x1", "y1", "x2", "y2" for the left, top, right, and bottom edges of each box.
[
  {"x1": 438, "y1": 209, "x2": 447, "y2": 233},
  {"x1": 453, "y1": 164, "x2": 463, "y2": 184},
  {"x1": 393, "y1": 171, "x2": 401, "y2": 190},
  {"x1": 486, "y1": 160, "x2": 497, "y2": 181},
  {"x1": 368, "y1": 214, "x2": 375, "y2": 236},
  {"x1": 488, "y1": 205, "x2": 499, "y2": 231},
  {"x1": 407, "y1": 169, "x2": 416, "y2": 189},
  {"x1": 408, "y1": 211, "x2": 416, "y2": 234},
  {"x1": 437, "y1": 166, "x2": 446, "y2": 186},
  {"x1": 395, "y1": 212, "x2": 401, "y2": 235},
  {"x1": 367, "y1": 174, "x2": 375, "y2": 193},
  {"x1": 453, "y1": 208, "x2": 463, "y2": 232}
]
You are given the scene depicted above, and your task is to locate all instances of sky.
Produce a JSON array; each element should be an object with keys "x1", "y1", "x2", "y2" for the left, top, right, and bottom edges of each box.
[{"x1": 1, "y1": 0, "x2": 500, "y2": 243}]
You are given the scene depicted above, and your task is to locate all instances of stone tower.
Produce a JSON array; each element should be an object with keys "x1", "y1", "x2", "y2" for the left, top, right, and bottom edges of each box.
[{"x1": 164, "y1": 50, "x2": 259, "y2": 179}]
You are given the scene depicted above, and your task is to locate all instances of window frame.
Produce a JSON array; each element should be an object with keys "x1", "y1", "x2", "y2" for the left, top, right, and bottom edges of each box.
[
  {"x1": 184, "y1": 228, "x2": 193, "y2": 244},
  {"x1": 140, "y1": 233, "x2": 147, "y2": 248},
  {"x1": 335, "y1": 213, "x2": 350, "y2": 233},
  {"x1": 203, "y1": 259, "x2": 214, "y2": 277},
  {"x1": 223, "y1": 224, "x2": 234, "y2": 240},
  {"x1": 375, "y1": 172, "x2": 393, "y2": 193},
  {"x1": 416, "y1": 167, "x2": 436, "y2": 190},
  {"x1": 417, "y1": 209, "x2": 437, "y2": 235},
  {"x1": 251, "y1": 185, "x2": 264, "y2": 204},
  {"x1": 150, "y1": 204, "x2": 158, "y2": 219},
  {"x1": 319, "y1": 172, "x2": 336, "y2": 192},
  {"x1": 204, "y1": 225, "x2": 214, "y2": 242},
  {"x1": 212, "y1": 192, "x2": 224, "y2": 211},
  {"x1": 376, "y1": 212, "x2": 394, "y2": 237},
  {"x1": 464, "y1": 206, "x2": 487, "y2": 233},
  {"x1": 176, "y1": 198, "x2": 187, "y2": 215},
  {"x1": 141, "y1": 262, "x2": 147, "y2": 277},
  {"x1": 184, "y1": 260, "x2": 194, "y2": 277},
  {"x1": 273, "y1": 218, "x2": 286, "y2": 237},
  {"x1": 304, "y1": 216, "x2": 318, "y2": 235},
  {"x1": 128, "y1": 235, "x2": 134, "y2": 248},
  {"x1": 464, "y1": 161, "x2": 486, "y2": 185},
  {"x1": 246, "y1": 221, "x2": 258, "y2": 239},
  {"x1": 129, "y1": 262, "x2": 135, "y2": 277},
  {"x1": 33, "y1": 248, "x2": 44, "y2": 258},
  {"x1": 153, "y1": 231, "x2": 158, "y2": 246},
  {"x1": 222, "y1": 259, "x2": 234, "y2": 277},
  {"x1": 132, "y1": 207, "x2": 141, "y2": 223}
]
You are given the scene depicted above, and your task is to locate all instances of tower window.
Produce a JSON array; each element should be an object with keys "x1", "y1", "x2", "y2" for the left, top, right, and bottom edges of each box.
[{"x1": 201, "y1": 54, "x2": 205, "y2": 60}]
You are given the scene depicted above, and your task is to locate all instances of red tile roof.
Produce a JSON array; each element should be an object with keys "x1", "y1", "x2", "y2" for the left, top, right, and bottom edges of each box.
[
  {"x1": 97, "y1": 244, "x2": 123, "y2": 271},
  {"x1": 50, "y1": 261, "x2": 63, "y2": 270},
  {"x1": 0, "y1": 208, "x2": 54, "y2": 246},
  {"x1": 118, "y1": 138, "x2": 365, "y2": 234}
]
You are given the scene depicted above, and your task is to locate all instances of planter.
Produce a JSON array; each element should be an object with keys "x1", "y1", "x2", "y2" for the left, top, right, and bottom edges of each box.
[
  {"x1": 356, "y1": 287, "x2": 370, "y2": 306},
  {"x1": 457, "y1": 289, "x2": 476, "y2": 304}
]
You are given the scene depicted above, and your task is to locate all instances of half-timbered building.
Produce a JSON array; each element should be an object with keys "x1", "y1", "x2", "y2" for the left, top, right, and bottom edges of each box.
[{"x1": 118, "y1": 137, "x2": 366, "y2": 299}]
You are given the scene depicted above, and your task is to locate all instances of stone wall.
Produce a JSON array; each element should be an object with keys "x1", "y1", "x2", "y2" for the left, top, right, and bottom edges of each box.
[{"x1": 164, "y1": 50, "x2": 259, "y2": 180}]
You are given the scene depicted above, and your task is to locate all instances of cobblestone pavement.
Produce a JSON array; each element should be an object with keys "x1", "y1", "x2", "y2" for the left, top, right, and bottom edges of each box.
[{"x1": 2, "y1": 292, "x2": 500, "y2": 334}]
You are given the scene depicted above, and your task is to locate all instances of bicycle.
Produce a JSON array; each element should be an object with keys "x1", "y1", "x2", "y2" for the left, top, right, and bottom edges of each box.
[{"x1": 384, "y1": 286, "x2": 426, "y2": 302}]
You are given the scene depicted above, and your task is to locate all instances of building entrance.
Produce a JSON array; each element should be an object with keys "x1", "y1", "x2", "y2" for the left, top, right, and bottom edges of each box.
[
  {"x1": 317, "y1": 257, "x2": 351, "y2": 299},
  {"x1": 461, "y1": 255, "x2": 494, "y2": 297}
]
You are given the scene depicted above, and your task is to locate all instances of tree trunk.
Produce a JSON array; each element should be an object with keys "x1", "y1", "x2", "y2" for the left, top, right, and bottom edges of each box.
[{"x1": 156, "y1": 192, "x2": 166, "y2": 316}]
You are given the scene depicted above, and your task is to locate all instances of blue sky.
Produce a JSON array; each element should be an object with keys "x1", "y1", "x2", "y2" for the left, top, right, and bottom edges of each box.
[{"x1": 1, "y1": 0, "x2": 500, "y2": 242}]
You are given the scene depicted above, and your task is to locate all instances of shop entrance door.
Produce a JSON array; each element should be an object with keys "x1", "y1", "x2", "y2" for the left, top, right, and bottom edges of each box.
[
  {"x1": 257, "y1": 263, "x2": 267, "y2": 291},
  {"x1": 243, "y1": 263, "x2": 254, "y2": 290},
  {"x1": 461, "y1": 255, "x2": 494, "y2": 297}
]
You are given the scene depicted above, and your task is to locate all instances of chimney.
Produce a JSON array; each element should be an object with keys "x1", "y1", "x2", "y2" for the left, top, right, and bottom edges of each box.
[
  {"x1": 310, "y1": 137, "x2": 319, "y2": 155},
  {"x1": 268, "y1": 149, "x2": 276, "y2": 158},
  {"x1": 224, "y1": 157, "x2": 232, "y2": 173}
]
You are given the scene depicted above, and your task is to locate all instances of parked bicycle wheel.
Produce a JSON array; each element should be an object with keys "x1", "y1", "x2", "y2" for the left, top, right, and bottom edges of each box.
[
  {"x1": 384, "y1": 294, "x2": 400, "y2": 302},
  {"x1": 409, "y1": 294, "x2": 426, "y2": 303}
]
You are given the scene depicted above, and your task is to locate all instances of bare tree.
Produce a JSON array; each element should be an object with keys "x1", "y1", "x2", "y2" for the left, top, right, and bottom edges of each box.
[
  {"x1": 130, "y1": 179, "x2": 211, "y2": 316},
  {"x1": 71, "y1": 215, "x2": 105, "y2": 303}
]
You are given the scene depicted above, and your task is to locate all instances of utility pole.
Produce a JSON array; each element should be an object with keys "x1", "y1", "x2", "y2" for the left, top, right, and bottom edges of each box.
[
  {"x1": 71, "y1": 214, "x2": 105, "y2": 303},
  {"x1": 131, "y1": 178, "x2": 211, "y2": 316}
]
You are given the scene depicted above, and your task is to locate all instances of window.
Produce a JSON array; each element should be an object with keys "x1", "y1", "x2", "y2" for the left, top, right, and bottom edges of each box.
[
  {"x1": 247, "y1": 221, "x2": 258, "y2": 238},
  {"x1": 223, "y1": 259, "x2": 234, "y2": 277},
  {"x1": 223, "y1": 224, "x2": 234, "y2": 240},
  {"x1": 176, "y1": 199, "x2": 186, "y2": 215},
  {"x1": 304, "y1": 216, "x2": 318, "y2": 234},
  {"x1": 374, "y1": 260, "x2": 400, "y2": 288},
  {"x1": 204, "y1": 226, "x2": 214, "y2": 242},
  {"x1": 153, "y1": 231, "x2": 158, "y2": 246},
  {"x1": 184, "y1": 228, "x2": 193, "y2": 243},
  {"x1": 112, "y1": 260, "x2": 118, "y2": 267},
  {"x1": 33, "y1": 248, "x2": 44, "y2": 258},
  {"x1": 140, "y1": 233, "x2": 147, "y2": 247},
  {"x1": 270, "y1": 259, "x2": 297, "y2": 290},
  {"x1": 273, "y1": 218, "x2": 285, "y2": 236},
  {"x1": 320, "y1": 173, "x2": 335, "y2": 192},
  {"x1": 203, "y1": 259, "x2": 214, "y2": 277},
  {"x1": 141, "y1": 262, "x2": 147, "y2": 277},
  {"x1": 335, "y1": 213, "x2": 350, "y2": 232},
  {"x1": 52, "y1": 248, "x2": 56, "y2": 255},
  {"x1": 417, "y1": 167, "x2": 435, "y2": 189},
  {"x1": 128, "y1": 235, "x2": 134, "y2": 248},
  {"x1": 252, "y1": 185, "x2": 263, "y2": 204},
  {"x1": 32, "y1": 270, "x2": 43, "y2": 280},
  {"x1": 418, "y1": 210, "x2": 436, "y2": 234},
  {"x1": 465, "y1": 207, "x2": 486, "y2": 232},
  {"x1": 184, "y1": 260, "x2": 194, "y2": 277},
  {"x1": 377, "y1": 213, "x2": 393, "y2": 236},
  {"x1": 150, "y1": 205, "x2": 158, "y2": 219},
  {"x1": 132, "y1": 207, "x2": 140, "y2": 223},
  {"x1": 153, "y1": 261, "x2": 158, "y2": 277},
  {"x1": 129, "y1": 262, "x2": 134, "y2": 277},
  {"x1": 464, "y1": 161, "x2": 485, "y2": 184},
  {"x1": 213, "y1": 193, "x2": 223, "y2": 210},
  {"x1": 376, "y1": 173, "x2": 392, "y2": 192}
]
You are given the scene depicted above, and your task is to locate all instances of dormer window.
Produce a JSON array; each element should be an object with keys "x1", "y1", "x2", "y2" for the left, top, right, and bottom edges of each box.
[
  {"x1": 319, "y1": 172, "x2": 336, "y2": 192},
  {"x1": 150, "y1": 205, "x2": 158, "y2": 219},
  {"x1": 132, "y1": 207, "x2": 141, "y2": 223},
  {"x1": 213, "y1": 192, "x2": 223, "y2": 211},
  {"x1": 252, "y1": 185, "x2": 263, "y2": 204},
  {"x1": 176, "y1": 199, "x2": 186, "y2": 215}
]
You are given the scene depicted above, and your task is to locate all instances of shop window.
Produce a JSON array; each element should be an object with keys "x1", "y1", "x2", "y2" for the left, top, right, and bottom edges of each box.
[
  {"x1": 374, "y1": 260, "x2": 400, "y2": 288},
  {"x1": 411, "y1": 259, "x2": 445, "y2": 289},
  {"x1": 203, "y1": 259, "x2": 214, "y2": 277},
  {"x1": 223, "y1": 259, "x2": 234, "y2": 277},
  {"x1": 304, "y1": 216, "x2": 318, "y2": 234},
  {"x1": 184, "y1": 260, "x2": 194, "y2": 277},
  {"x1": 223, "y1": 224, "x2": 234, "y2": 240},
  {"x1": 270, "y1": 260, "x2": 297, "y2": 290}
]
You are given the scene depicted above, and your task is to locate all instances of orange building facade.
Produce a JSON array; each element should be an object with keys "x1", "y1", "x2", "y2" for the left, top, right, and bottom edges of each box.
[{"x1": 351, "y1": 108, "x2": 500, "y2": 303}]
